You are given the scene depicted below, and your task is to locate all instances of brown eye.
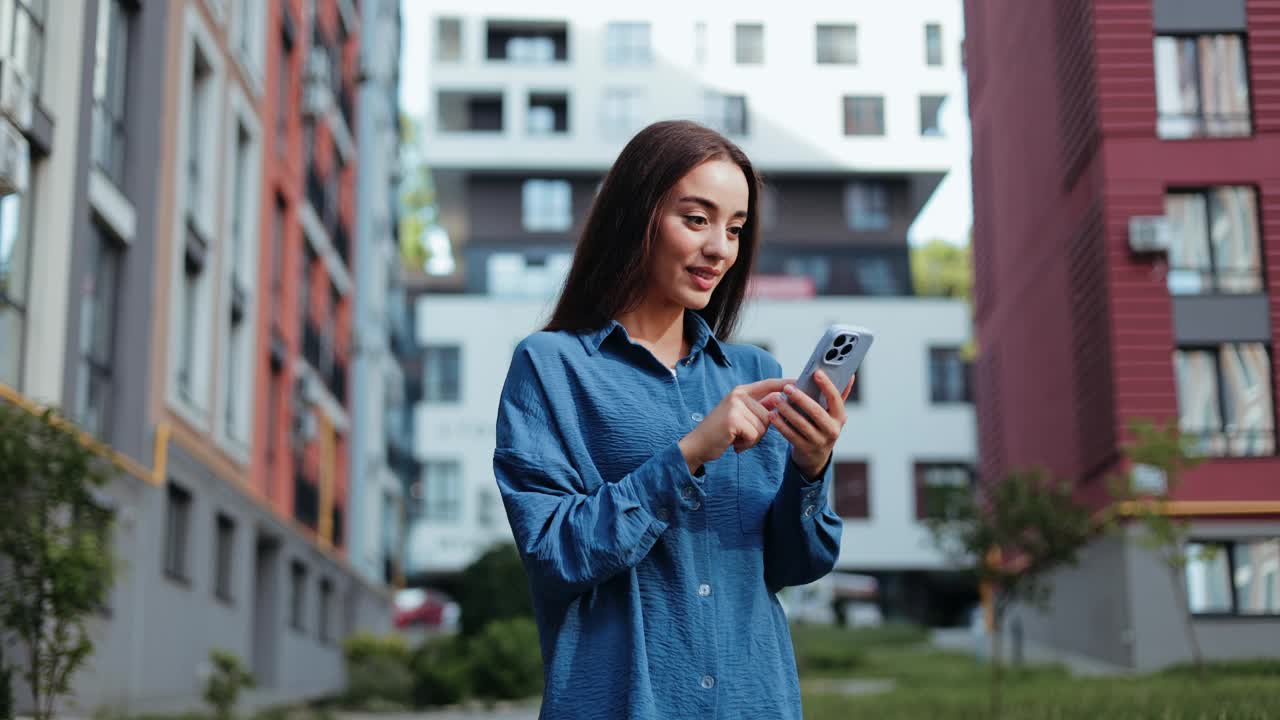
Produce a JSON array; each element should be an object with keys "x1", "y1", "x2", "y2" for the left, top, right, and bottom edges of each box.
[{"x1": 685, "y1": 215, "x2": 708, "y2": 227}]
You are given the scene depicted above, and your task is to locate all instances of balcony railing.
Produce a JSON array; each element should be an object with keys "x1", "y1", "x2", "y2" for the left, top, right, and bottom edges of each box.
[
  {"x1": 334, "y1": 219, "x2": 351, "y2": 267},
  {"x1": 339, "y1": 84, "x2": 355, "y2": 134},
  {"x1": 306, "y1": 166, "x2": 328, "y2": 223},
  {"x1": 302, "y1": 320, "x2": 323, "y2": 371},
  {"x1": 327, "y1": 359, "x2": 347, "y2": 405}
]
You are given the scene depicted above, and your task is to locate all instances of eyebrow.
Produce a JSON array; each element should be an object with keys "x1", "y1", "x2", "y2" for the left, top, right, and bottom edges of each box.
[{"x1": 678, "y1": 195, "x2": 749, "y2": 220}]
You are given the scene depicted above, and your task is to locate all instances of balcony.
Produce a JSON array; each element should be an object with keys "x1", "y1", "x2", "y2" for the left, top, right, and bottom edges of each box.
[
  {"x1": 302, "y1": 320, "x2": 323, "y2": 371},
  {"x1": 340, "y1": 84, "x2": 355, "y2": 136},
  {"x1": 327, "y1": 359, "x2": 347, "y2": 405},
  {"x1": 306, "y1": 166, "x2": 328, "y2": 223},
  {"x1": 437, "y1": 91, "x2": 503, "y2": 133},
  {"x1": 486, "y1": 20, "x2": 569, "y2": 63}
]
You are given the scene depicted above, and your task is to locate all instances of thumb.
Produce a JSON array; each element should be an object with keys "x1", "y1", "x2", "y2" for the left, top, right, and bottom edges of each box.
[{"x1": 742, "y1": 377, "x2": 792, "y2": 401}]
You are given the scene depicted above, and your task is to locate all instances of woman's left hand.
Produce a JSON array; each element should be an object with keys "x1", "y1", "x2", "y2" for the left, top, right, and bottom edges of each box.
[{"x1": 762, "y1": 369, "x2": 856, "y2": 479}]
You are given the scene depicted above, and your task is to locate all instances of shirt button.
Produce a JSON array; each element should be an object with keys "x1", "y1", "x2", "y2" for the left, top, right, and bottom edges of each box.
[
  {"x1": 803, "y1": 504, "x2": 816, "y2": 518},
  {"x1": 682, "y1": 485, "x2": 696, "y2": 500},
  {"x1": 690, "y1": 500, "x2": 701, "y2": 511},
  {"x1": 691, "y1": 412, "x2": 704, "y2": 422},
  {"x1": 700, "y1": 675, "x2": 715, "y2": 690},
  {"x1": 655, "y1": 508, "x2": 670, "y2": 522},
  {"x1": 698, "y1": 583, "x2": 712, "y2": 597}
]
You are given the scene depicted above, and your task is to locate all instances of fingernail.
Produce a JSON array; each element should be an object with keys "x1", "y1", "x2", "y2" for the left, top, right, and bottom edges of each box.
[{"x1": 784, "y1": 384, "x2": 795, "y2": 394}]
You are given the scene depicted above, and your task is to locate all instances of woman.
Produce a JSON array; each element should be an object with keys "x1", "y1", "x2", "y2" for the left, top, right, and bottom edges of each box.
[{"x1": 494, "y1": 120, "x2": 853, "y2": 719}]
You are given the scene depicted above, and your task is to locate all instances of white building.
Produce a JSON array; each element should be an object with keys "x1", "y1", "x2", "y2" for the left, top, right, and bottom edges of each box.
[{"x1": 406, "y1": 0, "x2": 976, "y2": 623}]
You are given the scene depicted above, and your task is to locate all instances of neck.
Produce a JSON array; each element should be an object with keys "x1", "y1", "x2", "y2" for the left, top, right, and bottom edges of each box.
[{"x1": 617, "y1": 298, "x2": 688, "y2": 360}]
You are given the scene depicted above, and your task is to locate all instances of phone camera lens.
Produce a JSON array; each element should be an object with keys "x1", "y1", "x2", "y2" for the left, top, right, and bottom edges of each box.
[
  {"x1": 824, "y1": 349, "x2": 839, "y2": 362},
  {"x1": 835, "y1": 334, "x2": 849, "y2": 346},
  {"x1": 840, "y1": 345, "x2": 852, "y2": 356}
]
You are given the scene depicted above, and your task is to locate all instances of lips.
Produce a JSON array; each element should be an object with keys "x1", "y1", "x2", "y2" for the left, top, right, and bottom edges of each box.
[{"x1": 687, "y1": 266, "x2": 719, "y2": 291}]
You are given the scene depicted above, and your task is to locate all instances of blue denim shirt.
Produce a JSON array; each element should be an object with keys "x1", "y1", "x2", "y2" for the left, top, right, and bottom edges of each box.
[{"x1": 494, "y1": 311, "x2": 842, "y2": 720}]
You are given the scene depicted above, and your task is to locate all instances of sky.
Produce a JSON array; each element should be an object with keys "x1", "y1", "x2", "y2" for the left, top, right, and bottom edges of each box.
[{"x1": 397, "y1": 2, "x2": 972, "y2": 247}]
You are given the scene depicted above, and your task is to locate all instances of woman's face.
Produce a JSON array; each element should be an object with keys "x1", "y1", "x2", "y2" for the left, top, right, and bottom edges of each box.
[{"x1": 647, "y1": 158, "x2": 749, "y2": 312}]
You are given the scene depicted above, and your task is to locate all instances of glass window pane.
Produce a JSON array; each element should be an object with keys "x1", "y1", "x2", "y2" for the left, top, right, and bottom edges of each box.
[
  {"x1": 1165, "y1": 193, "x2": 1211, "y2": 295},
  {"x1": 1185, "y1": 543, "x2": 1233, "y2": 613},
  {"x1": 1198, "y1": 35, "x2": 1251, "y2": 137},
  {"x1": 0, "y1": 192, "x2": 30, "y2": 303},
  {"x1": 817, "y1": 25, "x2": 856, "y2": 64},
  {"x1": 1174, "y1": 349, "x2": 1224, "y2": 455},
  {"x1": 0, "y1": 302, "x2": 23, "y2": 386},
  {"x1": 1209, "y1": 187, "x2": 1261, "y2": 293},
  {"x1": 1218, "y1": 343, "x2": 1274, "y2": 456},
  {"x1": 1233, "y1": 539, "x2": 1280, "y2": 615},
  {"x1": 925, "y1": 23, "x2": 942, "y2": 66},
  {"x1": 1154, "y1": 37, "x2": 1201, "y2": 139}
]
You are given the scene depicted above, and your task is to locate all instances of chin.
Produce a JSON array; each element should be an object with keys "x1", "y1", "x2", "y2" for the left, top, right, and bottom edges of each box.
[{"x1": 676, "y1": 290, "x2": 714, "y2": 310}]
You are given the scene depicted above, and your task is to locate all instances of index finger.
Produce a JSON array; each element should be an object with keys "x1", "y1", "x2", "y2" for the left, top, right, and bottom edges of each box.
[{"x1": 741, "y1": 377, "x2": 794, "y2": 400}]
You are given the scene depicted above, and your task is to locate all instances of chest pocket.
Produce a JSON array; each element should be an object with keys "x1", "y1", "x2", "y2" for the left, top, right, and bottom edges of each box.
[{"x1": 736, "y1": 432, "x2": 786, "y2": 535}]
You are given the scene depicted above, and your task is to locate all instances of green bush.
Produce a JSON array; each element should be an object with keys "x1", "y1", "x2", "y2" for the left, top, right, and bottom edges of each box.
[
  {"x1": 1162, "y1": 657, "x2": 1280, "y2": 678},
  {"x1": 410, "y1": 635, "x2": 472, "y2": 708},
  {"x1": 791, "y1": 622, "x2": 929, "y2": 675},
  {"x1": 467, "y1": 617, "x2": 543, "y2": 701},
  {"x1": 457, "y1": 544, "x2": 534, "y2": 637},
  {"x1": 342, "y1": 633, "x2": 410, "y2": 666},
  {"x1": 341, "y1": 633, "x2": 413, "y2": 709},
  {"x1": 203, "y1": 649, "x2": 254, "y2": 720}
]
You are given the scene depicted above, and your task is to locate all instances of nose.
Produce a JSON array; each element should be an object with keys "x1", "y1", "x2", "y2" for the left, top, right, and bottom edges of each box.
[{"x1": 702, "y1": 226, "x2": 731, "y2": 259}]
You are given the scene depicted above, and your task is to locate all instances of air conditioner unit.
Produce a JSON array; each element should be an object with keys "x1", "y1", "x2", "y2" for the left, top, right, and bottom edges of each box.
[
  {"x1": 0, "y1": 61, "x2": 33, "y2": 131},
  {"x1": 1128, "y1": 216, "x2": 1170, "y2": 254},
  {"x1": 0, "y1": 118, "x2": 29, "y2": 197}
]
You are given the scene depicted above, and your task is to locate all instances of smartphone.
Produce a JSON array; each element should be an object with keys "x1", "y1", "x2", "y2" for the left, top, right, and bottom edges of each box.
[{"x1": 790, "y1": 324, "x2": 874, "y2": 414}]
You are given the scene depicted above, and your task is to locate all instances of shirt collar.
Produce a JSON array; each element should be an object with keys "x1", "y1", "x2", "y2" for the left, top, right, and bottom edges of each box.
[{"x1": 582, "y1": 312, "x2": 732, "y2": 367}]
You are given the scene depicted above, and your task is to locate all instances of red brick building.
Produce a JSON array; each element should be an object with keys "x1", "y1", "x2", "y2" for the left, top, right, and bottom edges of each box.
[
  {"x1": 252, "y1": 0, "x2": 358, "y2": 551},
  {"x1": 967, "y1": 0, "x2": 1280, "y2": 669}
]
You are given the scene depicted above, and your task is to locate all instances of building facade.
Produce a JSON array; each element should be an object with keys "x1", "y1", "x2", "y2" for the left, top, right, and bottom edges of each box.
[
  {"x1": 3, "y1": 0, "x2": 394, "y2": 713},
  {"x1": 348, "y1": 0, "x2": 418, "y2": 588},
  {"x1": 967, "y1": 0, "x2": 1280, "y2": 669},
  {"x1": 404, "y1": 0, "x2": 975, "y2": 625}
]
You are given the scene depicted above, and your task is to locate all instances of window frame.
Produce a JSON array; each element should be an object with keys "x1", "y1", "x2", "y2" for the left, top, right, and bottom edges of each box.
[
  {"x1": 421, "y1": 459, "x2": 463, "y2": 523},
  {"x1": 816, "y1": 24, "x2": 857, "y2": 65},
  {"x1": 1185, "y1": 537, "x2": 1280, "y2": 618},
  {"x1": 605, "y1": 22, "x2": 652, "y2": 66},
  {"x1": 1153, "y1": 32, "x2": 1253, "y2": 140},
  {"x1": 423, "y1": 344, "x2": 461, "y2": 404},
  {"x1": 833, "y1": 460, "x2": 870, "y2": 519},
  {"x1": 212, "y1": 512, "x2": 236, "y2": 604},
  {"x1": 920, "y1": 94, "x2": 946, "y2": 137},
  {"x1": 90, "y1": 0, "x2": 133, "y2": 185},
  {"x1": 924, "y1": 23, "x2": 943, "y2": 67},
  {"x1": 913, "y1": 461, "x2": 975, "y2": 520},
  {"x1": 1165, "y1": 186, "x2": 1264, "y2": 296},
  {"x1": 842, "y1": 95, "x2": 885, "y2": 137},
  {"x1": 1173, "y1": 342, "x2": 1276, "y2": 457},
  {"x1": 928, "y1": 346, "x2": 972, "y2": 404},
  {"x1": 163, "y1": 482, "x2": 193, "y2": 584},
  {"x1": 734, "y1": 23, "x2": 764, "y2": 65},
  {"x1": 0, "y1": 186, "x2": 35, "y2": 389}
]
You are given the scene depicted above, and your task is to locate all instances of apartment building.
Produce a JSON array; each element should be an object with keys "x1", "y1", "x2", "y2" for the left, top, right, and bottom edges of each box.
[
  {"x1": 407, "y1": 0, "x2": 978, "y2": 623},
  {"x1": 967, "y1": 0, "x2": 1280, "y2": 669},
  {"x1": 2, "y1": 0, "x2": 393, "y2": 713}
]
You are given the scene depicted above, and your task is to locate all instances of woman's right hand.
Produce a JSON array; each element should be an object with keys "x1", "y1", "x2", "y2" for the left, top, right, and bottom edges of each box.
[{"x1": 678, "y1": 378, "x2": 793, "y2": 474}]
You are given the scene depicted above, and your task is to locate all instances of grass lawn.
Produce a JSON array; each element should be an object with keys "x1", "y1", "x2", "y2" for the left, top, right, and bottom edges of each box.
[{"x1": 792, "y1": 624, "x2": 1280, "y2": 720}]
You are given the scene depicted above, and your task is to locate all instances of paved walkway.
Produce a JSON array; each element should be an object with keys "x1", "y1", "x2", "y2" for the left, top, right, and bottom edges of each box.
[{"x1": 341, "y1": 704, "x2": 539, "y2": 720}]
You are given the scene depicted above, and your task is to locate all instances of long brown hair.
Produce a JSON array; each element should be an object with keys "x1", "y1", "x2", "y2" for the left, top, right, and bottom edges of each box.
[{"x1": 543, "y1": 120, "x2": 761, "y2": 340}]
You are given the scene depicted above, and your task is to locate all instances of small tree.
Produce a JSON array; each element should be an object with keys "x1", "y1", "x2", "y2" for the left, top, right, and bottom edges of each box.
[
  {"x1": 0, "y1": 404, "x2": 117, "y2": 720},
  {"x1": 203, "y1": 649, "x2": 255, "y2": 720},
  {"x1": 927, "y1": 468, "x2": 1093, "y2": 719},
  {"x1": 1107, "y1": 418, "x2": 1207, "y2": 681},
  {"x1": 456, "y1": 544, "x2": 533, "y2": 637}
]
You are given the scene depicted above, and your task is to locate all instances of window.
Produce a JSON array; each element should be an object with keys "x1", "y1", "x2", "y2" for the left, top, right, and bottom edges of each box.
[
  {"x1": 164, "y1": 483, "x2": 192, "y2": 582},
  {"x1": 8, "y1": 0, "x2": 45, "y2": 101},
  {"x1": 224, "y1": 122, "x2": 255, "y2": 444},
  {"x1": 436, "y1": 91, "x2": 503, "y2": 132},
  {"x1": 605, "y1": 22, "x2": 651, "y2": 65},
  {"x1": 0, "y1": 191, "x2": 33, "y2": 388},
  {"x1": 275, "y1": 7, "x2": 293, "y2": 155},
  {"x1": 844, "y1": 182, "x2": 890, "y2": 231},
  {"x1": 694, "y1": 21, "x2": 707, "y2": 65},
  {"x1": 423, "y1": 345, "x2": 461, "y2": 403},
  {"x1": 527, "y1": 93, "x2": 569, "y2": 135},
  {"x1": 1165, "y1": 187, "x2": 1261, "y2": 295},
  {"x1": 925, "y1": 23, "x2": 943, "y2": 66},
  {"x1": 1154, "y1": 34, "x2": 1251, "y2": 139},
  {"x1": 601, "y1": 88, "x2": 645, "y2": 138},
  {"x1": 91, "y1": 0, "x2": 131, "y2": 184},
  {"x1": 843, "y1": 96, "x2": 885, "y2": 136},
  {"x1": 735, "y1": 23, "x2": 764, "y2": 64},
  {"x1": 318, "y1": 578, "x2": 333, "y2": 642},
  {"x1": 477, "y1": 489, "x2": 497, "y2": 527},
  {"x1": 75, "y1": 225, "x2": 121, "y2": 439},
  {"x1": 920, "y1": 95, "x2": 946, "y2": 136},
  {"x1": 186, "y1": 45, "x2": 214, "y2": 223},
  {"x1": 522, "y1": 179, "x2": 572, "y2": 232},
  {"x1": 436, "y1": 17, "x2": 462, "y2": 62},
  {"x1": 1174, "y1": 343, "x2": 1275, "y2": 457},
  {"x1": 816, "y1": 24, "x2": 856, "y2": 64},
  {"x1": 231, "y1": 0, "x2": 262, "y2": 78},
  {"x1": 421, "y1": 460, "x2": 463, "y2": 522},
  {"x1": 833, "y1": 462, "x2": 869, "y2": 519},
  {"x1": 289, "y1": 560, "x2": 307, "y2": 631},
  {"x1": 486, "y1": 21, "x2": 567, "y2": 63},
  {"x1": 1186, "y1": 539, "x2": 1280, "y2": 616},
  {"x1": 929, "y1": 347, "x2": 971, "y2": 403},
  {"x1": 914, "y1": 463, "x2": 973, "y2": 519},
  {"x1": 487, "y1": 252, "x2": 572, "y2": 299},
  {"x1": 705, "y1": 92, "x2": 748, "y2": 136},
  {"x1": 213, "y1": 513, "x2": 235, "y2": 602},
  {"x1": 855, "y1": 257, "x2": 899, "y2": 295}
]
